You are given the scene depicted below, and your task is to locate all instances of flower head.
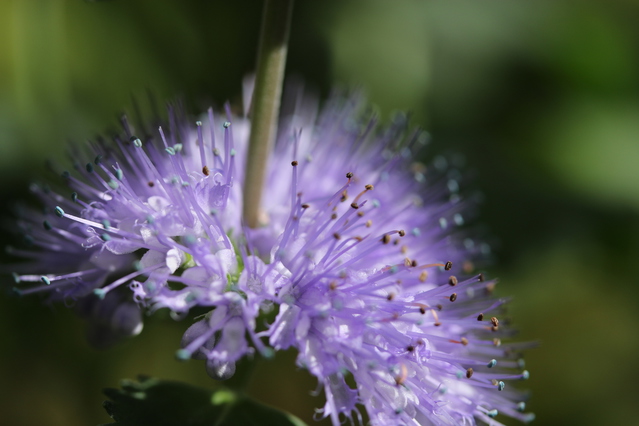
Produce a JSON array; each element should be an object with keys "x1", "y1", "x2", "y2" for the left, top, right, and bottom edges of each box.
[{"x1": 9, "y1": 91, "x2": 533, "y2": 425}]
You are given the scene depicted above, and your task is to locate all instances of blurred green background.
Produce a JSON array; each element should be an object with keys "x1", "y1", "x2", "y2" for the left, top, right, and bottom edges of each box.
[{"x1": 1, "y1": 0, "x2": 639, "y2": 425}]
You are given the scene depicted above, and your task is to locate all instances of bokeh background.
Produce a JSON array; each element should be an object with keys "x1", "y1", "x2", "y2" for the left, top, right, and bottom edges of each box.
[{"x1": 1, "y1": 0, "x2": 638, "y2": 425}]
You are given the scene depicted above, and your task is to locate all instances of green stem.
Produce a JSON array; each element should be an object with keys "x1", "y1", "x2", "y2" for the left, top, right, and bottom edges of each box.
[{"x1": 243, "y1": 0, "x2": 294, "y2": 228}]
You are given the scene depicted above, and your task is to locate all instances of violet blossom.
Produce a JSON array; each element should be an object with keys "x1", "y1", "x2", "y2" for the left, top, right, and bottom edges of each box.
[{"x1": 9, "y1": 89, "x2": 533, "y2": 425}]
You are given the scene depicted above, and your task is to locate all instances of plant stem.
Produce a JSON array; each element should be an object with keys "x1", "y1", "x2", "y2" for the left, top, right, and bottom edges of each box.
[{"x1": 243, "y1": 0, "x2": 294, "y2": 228}]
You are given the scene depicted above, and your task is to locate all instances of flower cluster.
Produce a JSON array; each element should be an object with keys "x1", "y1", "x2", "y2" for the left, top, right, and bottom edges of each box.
[{"x1": 10, "y1": 92, "x2": 533, "y2": 425}]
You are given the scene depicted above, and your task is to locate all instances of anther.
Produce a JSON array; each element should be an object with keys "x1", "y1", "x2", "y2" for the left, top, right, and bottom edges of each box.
[
  {"x1": 340, "y1": 190, "x2": 348, "y2": 202},
  {"x1": 493, "y1": 338, "x2": 501, "y2": 347},
  {"x1": 301, "y1": 203, "x2": 309, "y2": 209},
  {"x1": 93, "y1": 288, "x2": 107, "y2": 300},
  {"x1": 521, "y1": 370, "x2": 530, "y2": 380},
  {"x1": 444, "y1": 261, "x2": 453, "y2": 271},
  {"x1": 365, "y1": 184, "x2": 374, "y2": 190},
  {"x1": 516, "y1": 402, "x2": 526, "y2": 412},
  {"x1": 61, "y1": 171, "x2": 70, "y2": 179},
  {"x1": 71, "y1": 192, "x2": 78, "y2": 202},
  {"x1": 436, "y1": 304, "x2": 443, "y2": 310},
  {"x1": 41, "y1": 276, "x2": 51, "y2": 285},
  {"x1": 382, "y1": 234, "x2": 391, "y2": 244},
  {"x1": 466, "y1": 368, "x2": 473, "y2": 379},
  {"x1": 487, "y1": 409, "x2": 498, "y2": 418},
  {"x1": 463, "y1": 261, "x2": 474, "y2": 273},
  {"x1": 406, "y1": 345, "x2": 415, "y2": 352},
  {"x1": 86, "y1": 163, "x2": 94, "y2": 173},
  {"x1": 54, "y1": 206, "x2": 65, "y2": 217},
  {"x1": 449, "y1": 293, "x2": 457, "y2": 302},
  {"x1": 477, "y1": 313, "x2": 484, "y2": 321},
  {"x1": 365, "y1": 220, "x2": 372, "y2": 228},
  {"x1": 434, "y1": 322, "x2": 442, "y2": 326},
  {"x1": 395, "y1": 364, "x2": 408, "y2": 386},
  {"x1": 43, "y1": 220, "x2": 52, "y2": 231},
  {"x1": 411, "y1": 259, "x2": 418, "y2": 267},
  {"x1": 487, "y1": 359, "x2": 497, "y2": 368},
  {"x1": 404, "y1": 258, "x2": 412, "y2": 267},
  {"x1": 202, "y1": 165, "x2": 210, "y2": 176},
  {"x1": 351, "y1": 202, "x2": 359, "y2": 209},
  {"x1": 478, "y1": 273, "x2": 485, "y2": 282},
  {"x1": 291, "y1": 160, "x2": 298, "y2": 166},
  {"x1": 331, "y1": 213, "x2": 337, "y2": 220},
  {"x1": 333, "y1": 233, "x2": 341, "y2": 240},
  {"x1": 491, "y1": 325, "x2": 499, "y2": 332},
  {"x1": 346, "y1": 172, "x2": 353, "y2": 179},
  {"x1": 94, "y1": 154, "x2": 102, "y2": 165},
  {"x1": 387, "y1": 293, "x2": 395, "y2": 301},
  {"x1": 419, "y1": 271, "x2": 428, "y2": 282},
  {"x1": 148, "y1": 181, "x2": 155, "y2": 187},
  {"x1": 100, "y1": 233, "x2": 111, "y2": 242},
  {"x1": 329, "y1": 281, "x2": 337, "y2": 291},
  {"x1": 132, "y1": 137, "x2": 143, "y2": 147},
  {"x1": 115, "y1": 169, "x2": 123, "y2": 180},
  {"x1": 357, "y1": 211, "x2": 364, "y2": 217},
  {"x1": 223, "y1": 121, "x2": 231, "y2": 128},
  {"x1": 460, "y1": 337, "x2": 469, "y2": 346},
  {"x1": 490, "y1": 317, "x2": 499, "y2": 327},
  {"x1": 398, "y1": 230, "x2": 406, "y2": 237},
  {"x1": 497, "y1": 381, "x2": 505, "y2": 391},
  {"x1": 419, "y1": 305, "x2": 426, "y2": 314},
  {"x1": 448, "y1": 276, "x2": 458, "y2": 286}
]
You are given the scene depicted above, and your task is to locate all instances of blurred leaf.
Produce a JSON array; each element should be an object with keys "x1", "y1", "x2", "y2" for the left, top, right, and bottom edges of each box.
[{"x1": 101, "y1": 376, "x2": 307, "y2": 426}]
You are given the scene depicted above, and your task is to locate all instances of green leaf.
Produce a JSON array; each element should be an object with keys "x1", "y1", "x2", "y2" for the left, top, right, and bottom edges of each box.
[{"x1": 100, "y1": 376, "x2": 307, "y2": 426}]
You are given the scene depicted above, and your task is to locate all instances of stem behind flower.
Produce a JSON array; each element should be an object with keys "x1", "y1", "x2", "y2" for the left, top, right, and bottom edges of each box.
[{"x1": 243, "y1": 0, "x2": 294, "y2": 228}]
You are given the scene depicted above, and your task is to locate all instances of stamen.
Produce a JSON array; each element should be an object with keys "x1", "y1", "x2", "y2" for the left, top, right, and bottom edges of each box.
[{"x1": 350, "y1": 184, "x2": 374, "y2": 209}]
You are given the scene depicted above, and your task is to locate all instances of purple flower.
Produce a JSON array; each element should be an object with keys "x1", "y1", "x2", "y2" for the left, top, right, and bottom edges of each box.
[{"x1": 9, "y1": 91, "x2": 533, "y2": 425}]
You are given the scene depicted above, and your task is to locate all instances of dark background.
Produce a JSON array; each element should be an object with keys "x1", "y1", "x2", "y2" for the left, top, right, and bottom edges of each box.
[{"x1": 1, "y1": 1, "x2": 638, "y2": 425}]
